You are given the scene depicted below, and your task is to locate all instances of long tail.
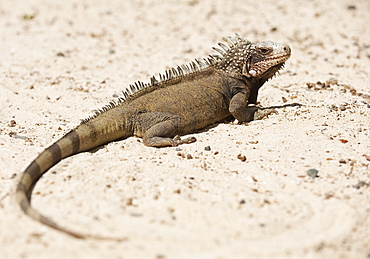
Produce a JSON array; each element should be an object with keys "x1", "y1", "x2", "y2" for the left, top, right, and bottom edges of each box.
[{"x1": 16, "y1": 120, "x2": 129, "y2": 240}]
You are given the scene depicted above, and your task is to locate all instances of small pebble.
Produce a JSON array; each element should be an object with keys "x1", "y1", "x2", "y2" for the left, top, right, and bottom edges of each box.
[
  {"x1": 326, "y1": 78, "x2": 338, "y2": 85},
  {"x1": 339, "y1": 105, "x2": 346, "y2": 111},
  {"x1": 306, "y1": 82, "x2": 315, "y2": 89},
  {"x1": 8, "y1": 120, "x2": 16, "y2": 127},
  {"x1": 204, "y1": 146, "x2": 211, "y2": 151},
  {"x1": 352, "y1": 181, "x2": 368, "y2": 189},
  {"x1": 307, "y1": 169, "x2": 319, "y2": 179},
  {"x1": 347, "y1": 5, "x2": 356, "y2": 10},
  {"x1": 339, "y1": 159, "x2": 347, "y2": 164},
  {"x1": 237, "y1": 154, "x2": 247, "y2": 162}
]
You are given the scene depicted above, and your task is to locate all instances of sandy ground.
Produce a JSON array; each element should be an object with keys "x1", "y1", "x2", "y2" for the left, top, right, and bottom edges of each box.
[{"x1": 1, "y1": 0, "x2": 369, "y2": 258}]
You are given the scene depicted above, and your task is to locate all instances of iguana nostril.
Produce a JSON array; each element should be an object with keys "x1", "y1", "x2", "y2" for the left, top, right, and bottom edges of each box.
[{"x1": 283, "y1": 45, "x2": 291, "y2": 54}]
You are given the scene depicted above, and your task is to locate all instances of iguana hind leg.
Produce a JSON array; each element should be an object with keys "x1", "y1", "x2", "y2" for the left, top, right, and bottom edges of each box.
[
  {"x1": 144, "y1": 133, "x2": 196, "y2": 147},
  {"x1": 136, "y1": 112, "x2": 196, "y2": 147}
]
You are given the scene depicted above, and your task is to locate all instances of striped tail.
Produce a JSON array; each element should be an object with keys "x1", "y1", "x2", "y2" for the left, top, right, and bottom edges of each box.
[
  {"x1": 15, "y1": 129, "x2": 91, "y2": 238},
  {"x1": 16, "y1": 120, "x2": 129, "y2": 240}
]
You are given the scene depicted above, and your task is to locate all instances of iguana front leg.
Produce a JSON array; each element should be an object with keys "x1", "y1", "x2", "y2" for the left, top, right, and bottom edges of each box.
[
  {"x1": 229, "y1": 91, "x2": 259, "y2": 123},
  {"x1": 229, "y1": 92, "x2": 278, "y2": 123}
]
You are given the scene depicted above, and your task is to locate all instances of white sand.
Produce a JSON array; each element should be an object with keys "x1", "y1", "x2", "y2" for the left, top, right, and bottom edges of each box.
[{"x1": 0, "y1": 0, "x2": 369, "y2": 258}]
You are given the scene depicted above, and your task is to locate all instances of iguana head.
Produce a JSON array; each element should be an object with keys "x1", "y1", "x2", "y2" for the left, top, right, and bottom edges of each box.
[{"x1": 214, "y1": 34, "x2": 291, "y2": 82}]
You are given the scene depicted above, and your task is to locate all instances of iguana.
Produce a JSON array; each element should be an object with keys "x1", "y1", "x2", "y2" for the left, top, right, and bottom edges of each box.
[{"x1": 16, "y1": 33, "x2": 291, "y2": 239}]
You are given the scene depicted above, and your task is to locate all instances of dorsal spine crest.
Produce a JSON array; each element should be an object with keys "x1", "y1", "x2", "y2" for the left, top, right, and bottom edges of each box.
[{"x1": 81, "y1": 34, "x2": 248, "y2": 124}]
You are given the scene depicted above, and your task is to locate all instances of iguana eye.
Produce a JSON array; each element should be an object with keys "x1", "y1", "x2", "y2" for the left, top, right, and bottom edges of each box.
[{"x1": 259, "y1": 48, "x2": 270, "y2": 54}]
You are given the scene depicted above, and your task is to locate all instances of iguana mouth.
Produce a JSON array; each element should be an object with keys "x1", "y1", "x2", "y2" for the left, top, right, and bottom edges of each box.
[{"x1": 247, "y1": 60, "x2": 287, "y2": 78}]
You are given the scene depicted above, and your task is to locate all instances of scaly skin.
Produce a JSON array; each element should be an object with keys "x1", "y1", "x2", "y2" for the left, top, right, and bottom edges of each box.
[{"x1": 16, "y1": 34, "x2": 291, "y2": 239}]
